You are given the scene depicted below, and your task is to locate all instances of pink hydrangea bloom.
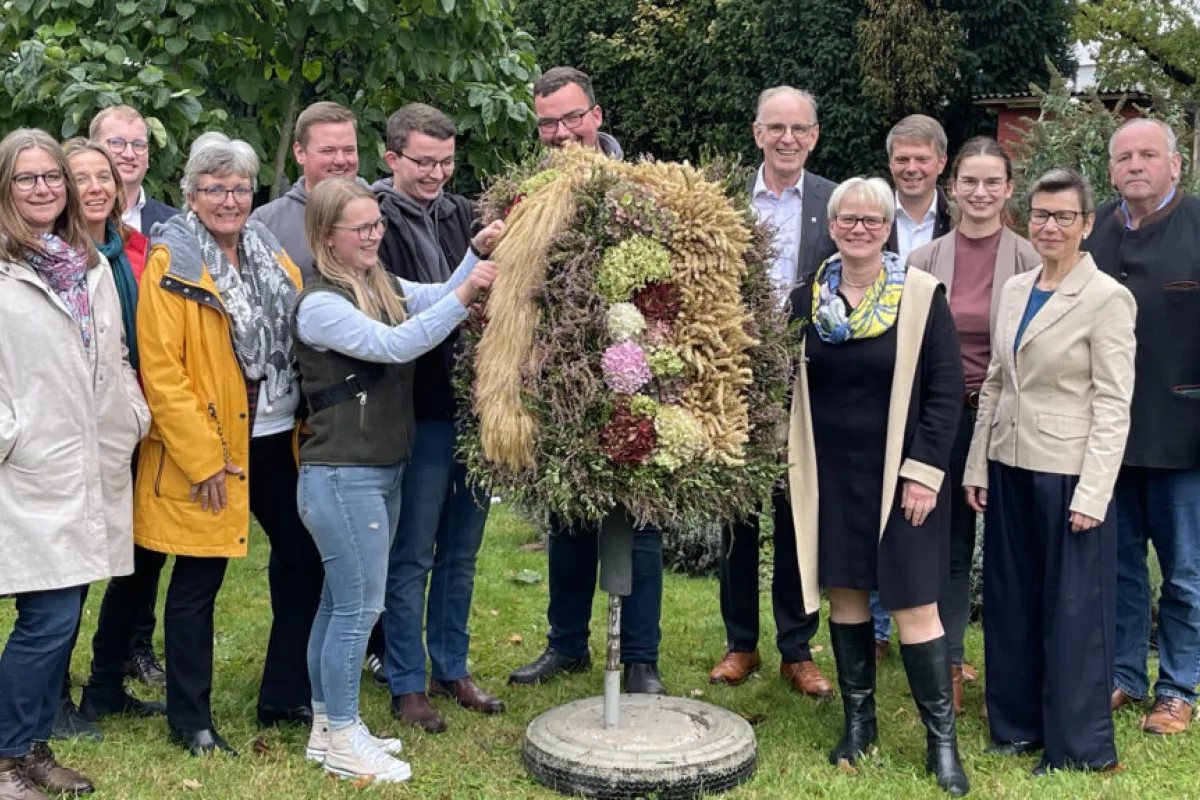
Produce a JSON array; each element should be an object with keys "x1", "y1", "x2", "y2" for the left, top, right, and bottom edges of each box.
[{"x1": 601, "y1": 341, "x2": 652, "y2": 394}]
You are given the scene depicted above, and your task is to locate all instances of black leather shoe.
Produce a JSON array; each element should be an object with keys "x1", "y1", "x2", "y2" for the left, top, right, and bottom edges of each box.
[
  {"x1": 828, "y1": 621, "x2": 878, "y2": 766},
  {"x1": 51, "y1": 696, "x2": 103, "y2": 742},
  {"x1": 123, "y1": 649, "x2": 167, "y2": 688},
  {"x1": 623, "y1": 662, "x2": 668, "y2": 695},
  {"x1": 79, "y1": 686, "x2": 165, "y2": 721},
  {"x1": 169, "y1": 728, "x2": 238, "y2": 757},
  {"x1": 985, "y1": 740, "x2": 1043, "y2": 756},
  {"x1": 508, "y1": 648, "x2": 591, "y2": 685},
  {"x1": 256, "y1": 705, "x2": 313, "y2": 728}
]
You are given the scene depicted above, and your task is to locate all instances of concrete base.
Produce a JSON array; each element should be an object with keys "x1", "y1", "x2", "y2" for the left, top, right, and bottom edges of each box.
[{"x1": 522, "y1": 694, "x2": 757, "y2": 799}]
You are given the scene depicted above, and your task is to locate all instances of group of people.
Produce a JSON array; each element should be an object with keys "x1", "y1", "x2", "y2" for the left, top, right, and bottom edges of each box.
[{"x1": 0, "y1": 62, "x2": 1196, "y2": 799}]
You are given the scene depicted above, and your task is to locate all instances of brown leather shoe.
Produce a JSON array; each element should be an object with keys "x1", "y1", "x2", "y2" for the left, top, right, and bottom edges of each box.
[
  {"x1": 960, "y1": 662, "x2": 978, "y2": 682},
  {"x1": 950, "y1": 664, "x2": 965, "y2": 716},
  {"x1": 1112, "y1": 688, "x2": 1141, "y2": 712},
  {"x1": 780, "y1": 659, "x2": 834, "y2": 699},
  {"x1": 709, "y1": 650, "x2": 761, "y2": 686},
  {"x1": 0, "y1": 758, "x2": 48, "y2": 800},
  {"x1": 874, "y1": 640, "x2": 891, "y2": 663},
  {"x1": 1142, "y1": 696, "x2": 1193, "y2": 735},
  {"x1": 21, "y1": 742, "x2": 92, "y2": 795},
  {"x1": 429, "y1": 676, "x2": 506, "y2": 715},
  {"x1": 390, "y1": 691, "x2": 447, "y2": 733}
]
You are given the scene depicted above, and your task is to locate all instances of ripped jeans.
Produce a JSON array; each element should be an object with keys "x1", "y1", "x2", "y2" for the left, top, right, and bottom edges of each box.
[{"x1": 298, "y1": 462, "x2": 406, "y2": 730}]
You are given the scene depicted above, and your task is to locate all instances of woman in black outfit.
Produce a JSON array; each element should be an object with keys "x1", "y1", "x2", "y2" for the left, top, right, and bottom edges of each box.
[{"x1": 784, "y1": 176, "x2": 968, "y2": 796}]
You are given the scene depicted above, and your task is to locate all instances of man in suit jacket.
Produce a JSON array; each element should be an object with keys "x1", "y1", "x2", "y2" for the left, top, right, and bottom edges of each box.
[
  {"x1": 90, "y1": 106, "x2": 179, "y2": 237},
  {"x1": 707, "y1": 86, "x2": 834, "y2": 699},
  {"x1": 885, "y1": 114, "x2": 952, "y2": 262}
]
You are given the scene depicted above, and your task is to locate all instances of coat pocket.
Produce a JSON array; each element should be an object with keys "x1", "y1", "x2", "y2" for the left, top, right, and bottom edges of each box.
[{"x1": 1036, "y1": 412, "x2": 1090, "y2": 440}]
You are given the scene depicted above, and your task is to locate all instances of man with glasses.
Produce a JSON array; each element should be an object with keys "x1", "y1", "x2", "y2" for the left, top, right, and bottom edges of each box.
[
  {"x1": 250, "y1": 101, "x2": 361, "y2": 279},
  {"x1": 508, "y1": 66, "x2": 668, "y2": 697},
  {"x1": 372, "y1": 102, "x2": 506, "y2": 734},
  {"x1": 89, "y1": 105, "x2": 178, "y2": 236},
  {"x1": 706, "y1": 86, "x2": 836, "y2": 698}
]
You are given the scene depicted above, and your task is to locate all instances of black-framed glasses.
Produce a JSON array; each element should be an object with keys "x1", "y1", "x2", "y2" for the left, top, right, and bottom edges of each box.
[
  {"x1": 759, "y1": 122, "x2": 817, "y2": 139},
  {"x1": 198, "y1": 185, "x2": 254, "y2": 202},
  {"x1": 334, "y1": 218, "x2": 386, "y2": 241},
  {"x1": 536, "y1": 105, "x2": 596, "y2": 134},
  {"x1": 834, "y1": 213, "x2": 887, "y2": 232},
  {"x1": 1029, "y1": 209, "x2": 1082, "y2": 227},
  {"x1": 105, "y1": 137, "x2": 149, "y2": 155},
  {"x1": 12, "y1": 171, "x2": 66, "y2": 191},
  {"x1": 398, "y1": 152, "x2": 455, "y2": 173}
]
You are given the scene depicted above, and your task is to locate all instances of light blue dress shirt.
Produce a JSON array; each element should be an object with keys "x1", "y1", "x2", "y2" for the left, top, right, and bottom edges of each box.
[
  {"x1": 1121, "y1": 187, "x2": 1176, "y2": 229},
  {"x1": 894, "y1": 192, "x2": 938, "y2": 263},
  {"x1": 751, "y1": 165, "x2": 804, "y2": 294}
]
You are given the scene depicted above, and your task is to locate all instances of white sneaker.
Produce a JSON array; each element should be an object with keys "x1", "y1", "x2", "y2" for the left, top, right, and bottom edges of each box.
[
  {"x1": 323, "y1": 723, "x2": 411, "y2": 783},
  {"x1": 306, "y1": 713, "x2": 403, "y2": 763}
]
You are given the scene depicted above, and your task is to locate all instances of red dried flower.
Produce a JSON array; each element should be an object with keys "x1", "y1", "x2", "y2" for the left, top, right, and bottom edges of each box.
[
  {"x1": 632, "y1": 281, "x2": 682, "y2": 325},
  {"x1": 504, "y1": 193, "x2": 526, "y2": 218},
  {"x1": 600, "y1": 401, "x2": 657, "y2": 465}
]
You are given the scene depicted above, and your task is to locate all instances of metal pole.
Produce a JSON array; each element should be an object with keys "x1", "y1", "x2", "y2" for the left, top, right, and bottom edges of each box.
[{"x1": 603, "y1": 593, "x2": 622, "y2": 730}]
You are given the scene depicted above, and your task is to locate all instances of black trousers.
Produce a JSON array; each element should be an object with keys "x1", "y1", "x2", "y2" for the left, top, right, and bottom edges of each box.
[
  {"x1": 250, "y1": 430, "x2": 324, "y2": 711},
  {"x1": 938, "y1": 405, "x2": 977, "y2": 665},
  {"x1": 717, "y1": 489, "x2": 819, "y2": 662},
  {"x1": 983, "y1": 462, "x2": 1118, "y2": 770},
  {"x1": 86, "y1": 545, "x2": 169, "y2": 693},
  {"x1": 164, "y1": 555, "x2": 229, "y2": 732}
]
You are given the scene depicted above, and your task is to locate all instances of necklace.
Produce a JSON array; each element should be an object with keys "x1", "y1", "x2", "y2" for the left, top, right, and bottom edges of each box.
[{"x1": 842, "y1": 275, "x2": 876, "y2": 289}]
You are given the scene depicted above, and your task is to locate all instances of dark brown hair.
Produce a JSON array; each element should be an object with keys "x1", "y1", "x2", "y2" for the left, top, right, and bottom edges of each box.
[
  {"x1": 951, "y1": 136, "x2": 1012, "y2": 181},
  {"x1": 533, "y1": 67, "x2": 595, "y2": 104},
  {"x1": 384, "y1": 103, "x2": 456, "y2": 154}
]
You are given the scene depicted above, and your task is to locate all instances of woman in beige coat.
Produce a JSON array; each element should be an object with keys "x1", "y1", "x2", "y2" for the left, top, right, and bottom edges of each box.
[{"x1": 0, "y1": 129, "x2": 148, "y2": 799}]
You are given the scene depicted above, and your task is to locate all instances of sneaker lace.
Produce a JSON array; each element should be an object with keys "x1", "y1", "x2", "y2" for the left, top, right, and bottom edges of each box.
[{"x1": 349, "y1": 723, "x2": 394, "y2": 767}]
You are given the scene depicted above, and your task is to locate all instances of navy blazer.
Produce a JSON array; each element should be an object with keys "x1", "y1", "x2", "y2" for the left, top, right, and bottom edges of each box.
[
  {"x1": 140, "y1": 196, "x2": 180, "y2": 238},
  {"x1": 747, "y1": 168, "x2": 839, "y2": 280}
]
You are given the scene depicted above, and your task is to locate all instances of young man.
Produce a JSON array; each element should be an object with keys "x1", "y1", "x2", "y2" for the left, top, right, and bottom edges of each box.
[
  {"x1": 90, "y1": 105, "x2": 178, "y2": 236},
  {"x1": 250, "y1": 101, "x2": 361, "y2": 279},
  {"x1": 373, "y1": 103, "x2": 505, "y2": 734}
]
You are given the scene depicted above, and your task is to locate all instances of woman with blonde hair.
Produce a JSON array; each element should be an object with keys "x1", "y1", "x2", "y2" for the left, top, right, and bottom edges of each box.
[
  {"x1": 295, "y1": 179, "x2": 500, "y2": 784},
  {"x1": 0, "y1": 128, "x2": 148, "y2": 799}
]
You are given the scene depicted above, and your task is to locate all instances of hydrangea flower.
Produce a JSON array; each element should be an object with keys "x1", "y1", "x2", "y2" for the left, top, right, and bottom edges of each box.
[
  {"x1": 519, "y1": 169, "x2": 561, "y2": 196},
  {"x1": 606, "y1": 302, "x2": 646, "y2": 342},
  {"x1": 601, "y1": 341, "x2": 652, "y2": 394},
  {"x1": 595, "y1": 236, "x2": 673, "y2": 304},
  {"x1": 632, "y1": 281, "x2": 682, "y2": 325},
  {"x1": 653, "y1": 405, "x2": 707, "y2": 471},
  {"x1": 646, "y1": 345, "x2": 686, "y2": 379},
  {"x1": 629, "y1": 395, "x2": 660, "y2": 418},
  {"x1": 600, "y1": 401, "x2": 657, "y2": 465},
  {"x1": 602, "y1": 183, "x2": 678, "y2": 241}
]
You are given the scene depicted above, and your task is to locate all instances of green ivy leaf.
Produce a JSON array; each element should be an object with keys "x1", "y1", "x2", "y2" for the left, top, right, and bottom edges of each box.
[
  {"x1": 136, "y1": 66, "x2": 164, "y2": 85},
  {"x1": 52, "y1": 18, "x2": 77, "y2": 37},
  {"x1": 302, "y1": 59, "x2": 323, "y2": 82},
  {"x1": 164, "y1": 38, "x2": 188, "y2": 56},
  {"x1": 104, "y1": 44, "x2": 126, "y2": 64},
  {"x1": 145, "y1": 115, "x2": 169, "y2": 148}
]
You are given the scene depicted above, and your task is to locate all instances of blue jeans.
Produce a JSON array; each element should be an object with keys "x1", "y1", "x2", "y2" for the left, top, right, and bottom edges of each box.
[
  {"x1": 384, "y1": 421, "x2": 490, "y2": 695},
  {"x1": 870, "y1": 591, "x2": 892, "y2": 641},
  {"x1": 547, "y1": 517, "x2": 663, "y2": 663},
  {"x1": 1114, "y1": 467, "x2": 1200, "y2": 705},
  {"x1": 0, "y1": 585, "x2": 84, "y2": 756},
  {"x1": 299, "y1": 462, "x2": 405, "y2": 730}
]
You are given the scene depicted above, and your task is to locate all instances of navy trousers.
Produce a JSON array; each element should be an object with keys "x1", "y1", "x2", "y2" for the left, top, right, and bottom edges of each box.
[{"x1": 983, "y1": 461, "x2": 1118, "y2": 771}]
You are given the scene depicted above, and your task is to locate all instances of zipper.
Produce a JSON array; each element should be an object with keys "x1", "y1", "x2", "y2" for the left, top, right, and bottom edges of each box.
[
  {"x1": 154, "y1": 447, "x2": 166, "y2": 497},
  {"x1": 358, "y1": 392, "x2": 368, "y2": 437}
]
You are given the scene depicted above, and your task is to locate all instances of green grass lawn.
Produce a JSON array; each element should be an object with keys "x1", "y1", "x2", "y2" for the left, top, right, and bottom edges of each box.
[{"x1": 2, "y1": 505, "x2": 1196, "y2": 798}]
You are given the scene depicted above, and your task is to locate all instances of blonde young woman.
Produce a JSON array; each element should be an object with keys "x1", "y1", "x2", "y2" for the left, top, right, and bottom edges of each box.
[{"x1": 294, "y1": 179, "x2": 499, "y2": 784}]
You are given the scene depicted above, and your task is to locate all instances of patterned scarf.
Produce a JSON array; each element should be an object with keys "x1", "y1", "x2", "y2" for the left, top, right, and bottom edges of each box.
[
  {"x1": 185, "y1": 211, "x2": 297, "y2": 403},
  {"x1": 811, "y1": 251, "x2": 906, "y2": 343},
  {"x1": 28, "y1": 234, "x2": 92, "y2": 349}
]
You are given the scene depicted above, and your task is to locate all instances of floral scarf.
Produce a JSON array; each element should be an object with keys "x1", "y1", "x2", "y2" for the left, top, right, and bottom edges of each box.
[
  {"x1": 185, "y1": 211, "x2": 297, "y2": 403},
  {"x1": 28, "y1": 234, "x2": 92, "y2": 349},
  {"x1": 810, "y1": 251, "x2": 906, "y2": 344}
]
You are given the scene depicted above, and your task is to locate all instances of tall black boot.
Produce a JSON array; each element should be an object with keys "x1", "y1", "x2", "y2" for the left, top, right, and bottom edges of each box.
[
  {"x1": 828, "y1": 621, "x2": 878, "y2": 765},
  {"x1": 901, "y1": 637, "x2": 970, "y2": 797}
]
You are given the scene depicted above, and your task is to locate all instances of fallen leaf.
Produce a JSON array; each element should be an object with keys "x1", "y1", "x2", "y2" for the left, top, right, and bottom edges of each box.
[
  {"x1": 892, "y1": 706, "x2": 907, "y2": 717},
  {"x1": 811, "y1": 645, "x2": 824, "y2": 653},
  {"x1": 252, "y1": 738, "x2": 272, "y2": 754},
  {"x1": 518, "y1": 541, "x2": 546, "y2": 552},
  {"x1": 512, "y1": 569, "x2": 542, "y2": 585},
  {"x1": 350, "y1": 775, "x2": 377, "y2": 789},
  {"x1": 509, "y1": 634, "x2": 524, "y2": 645},
  {"x1": 837, "y1": 758, "x2": 858, "y2": 777},
  {"x1": 182, "y1": 779, "x2": 202, "y2": 790},
  {"x1": 779, "y1": 767, "x2": 788, "y2": 775},
  {"x1": 488, "y1": 609, "x2": 499, "y2": 616},
  {"x1": 690, "y1": 689, "x2": 705, "y2": 697}
]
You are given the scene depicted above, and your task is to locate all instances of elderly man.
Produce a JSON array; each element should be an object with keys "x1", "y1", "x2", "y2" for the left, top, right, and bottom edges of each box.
[
  {"x1": 1088, "y1": 118, "x2": 1200, "y2": 736},
  {"x1": 90, "y1": 105, "x2": 178, "y2": 236},
  {"x1": 706, "y1": 86, "x2": 835, "y2": 697},
  {"x1": 507, "y1": 67, "x2": 666, "y2": 696},
  {"x1": 250, "y1": 101, "x2": 360, "y2": 279}
]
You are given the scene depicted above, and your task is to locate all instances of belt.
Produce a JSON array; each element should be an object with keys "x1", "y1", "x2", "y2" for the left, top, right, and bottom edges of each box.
[
  {"x1": 307, "y1": 367, "x2": 383, "y2": 414},
  {"x1": 964, "y1": 389, "x2": 980, "y2": 409}
]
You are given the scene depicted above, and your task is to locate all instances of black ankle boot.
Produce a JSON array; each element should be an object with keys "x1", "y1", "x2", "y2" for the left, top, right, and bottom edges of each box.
[
  {"x1": 901, "y1": 637, "x2": 970, "y2": 797},
  {"x1": 828, "y1": 621, "x2": 878, "y2": 765}
]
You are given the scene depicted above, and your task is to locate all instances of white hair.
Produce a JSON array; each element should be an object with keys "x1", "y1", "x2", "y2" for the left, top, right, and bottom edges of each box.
[
  {"x1": 1109, "y1": 117, "x2": 1178, "y2": 158},
  {"x1": 180, "y1": 131, "x2": 259, "y2": 200},
  {"x1": 755, "y1": 86, "x2": 819, "y2": 124},
  {"x1": 828, "y1": 176, "x2": 895, "y2": 223}
]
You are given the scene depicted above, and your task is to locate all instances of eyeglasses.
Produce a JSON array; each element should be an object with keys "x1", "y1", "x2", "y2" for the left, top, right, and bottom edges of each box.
[
  {"x1": 834, "y1": 214, "x2": 887, "y2": 232},
  {"x1": 334, "y1": 218, "x2": 386, "y2": 241},
  {"x1": 198, "y1": 185, "x2": 254, "y2": 202},
  {"x1": 12, "y1": 171, "x2": 66, "y2": 191},
  {"x1": 759, "y1": 122, "x2": 817, "y2": 139},
  {"x1": 956, "y1": 177, "x2": 1007, "y2": 193},
  {"x1": 105, "y1": 137, "x2": 149, "y2": 156},
  {"x1": 1029, "y1": 209, "x2": 1082, "y2": 227},
  {"x1": 398, "y1": 152, "x2": 455, "y2": 174},
  {"x1": 536, "y1": 105, "x2": 596, "y2": 135}
]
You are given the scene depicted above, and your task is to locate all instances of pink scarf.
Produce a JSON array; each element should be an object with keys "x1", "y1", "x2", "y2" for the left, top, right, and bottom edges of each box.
[{"x1": 28, "y1": 234, "x2": 92, "y2": 349}]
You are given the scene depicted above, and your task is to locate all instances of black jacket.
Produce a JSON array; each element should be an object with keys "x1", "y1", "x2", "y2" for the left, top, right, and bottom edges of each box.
[
  {"x1": 375, "y1": 188, "x2": 478, "y2": 422},
  {"x1": 1085, "y1": 193, "x2": 1200, "y2": 469},
  {"x1": 886, "y1": 188, "x2": 953, "y2": 258},
  {"x1": 140, "y1": 196, "x2": 179, "y2": 237}
]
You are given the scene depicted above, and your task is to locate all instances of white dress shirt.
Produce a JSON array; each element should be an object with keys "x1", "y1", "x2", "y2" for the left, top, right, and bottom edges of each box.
[
  {"x1": 894, "y1": 192, "x2": 938, "y2": 263},
  {"x1": 121, "y1": 186, "x2": 147, "y2": 232},
  {"x1": 751, "y1": 166, "x2": 805, "y2": 297}
]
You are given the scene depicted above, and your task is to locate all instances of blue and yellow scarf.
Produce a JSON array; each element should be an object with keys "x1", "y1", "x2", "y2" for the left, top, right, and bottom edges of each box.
[{"x1": 811, "y1": 251, "x2": 905, "y2": 343}]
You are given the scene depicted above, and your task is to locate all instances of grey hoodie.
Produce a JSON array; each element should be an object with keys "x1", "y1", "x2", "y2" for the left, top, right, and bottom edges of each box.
[
  {"x1": 250, "y1": 176, "x2": 370, "y2": 281},
  {"x1": 598, "y1": 131, "x2": 624, "y2": 160},
  {"x1": 370, "y1": 178, "x2": 454, "y2": 284}
]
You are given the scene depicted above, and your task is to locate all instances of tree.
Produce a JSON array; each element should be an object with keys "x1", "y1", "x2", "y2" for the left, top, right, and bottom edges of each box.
[
  {"x1": 856, "y1": 0, "x2": 964, "y2": 122},
  {"x1": 0, "y1": 0, "x2": 538, "y2": 204},
  {"x1": 1076, "y1": 0, "x2": 1200, "y2": 102}
]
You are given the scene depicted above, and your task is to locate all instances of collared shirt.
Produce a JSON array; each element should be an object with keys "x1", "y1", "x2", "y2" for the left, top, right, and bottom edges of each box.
[
  {"x1": 121, "y1": 186, "x2": 147, "y2": 232},
  {"x1": 751, "y1": 165, "x2": 804, "y2": 296},
  {"x1": 1121, "y1": 187, "x2": 1177, "y2": 230},
  {"x1": 894, "y1": 192, "x2": 938, "y2": 263}
]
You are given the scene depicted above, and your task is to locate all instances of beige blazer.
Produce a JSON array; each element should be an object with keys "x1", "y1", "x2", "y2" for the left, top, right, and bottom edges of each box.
[
  {"x1": 907, "y1": 226, "x2": 1041, "y2": 335},
  {"x1": 963, "y1": 253, "x2": 1136, "y2": 521}
]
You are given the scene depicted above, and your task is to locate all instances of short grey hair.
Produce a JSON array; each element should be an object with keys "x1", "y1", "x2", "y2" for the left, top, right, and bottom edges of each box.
[
  {"x1": 1027, "y1": 168, "x2": 1095, "y2": 216},
  {"x1": 828, "y1": 176, "x2": 895, "y2": 223},
  {"x1": 1109, "y1": 117, "x2": 1179, "y2": 158},
  {"x1": 886, "y1": 114, "x2": 948, "y2": 159},
  {"x1": 180, "y1": 132, "x2": 259, "y2": 201},
  {"x1": 755, "y1": 86, "x2": 819, "y2": 124}
]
